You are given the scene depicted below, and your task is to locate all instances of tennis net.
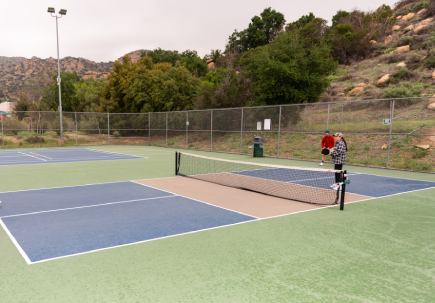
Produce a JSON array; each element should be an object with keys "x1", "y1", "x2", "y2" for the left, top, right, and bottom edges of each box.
[{"x1": 175, "y1": 152, "x2": 345, "y2": 205}]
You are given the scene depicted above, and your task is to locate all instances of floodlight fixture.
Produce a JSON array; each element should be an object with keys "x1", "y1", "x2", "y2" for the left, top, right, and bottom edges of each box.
[
  {"x1": 47, "y1": 7, "x2": 55, "y2": 13},
  {"x1": 59, "y1": 9, "x2": 67, "y2": 15}
]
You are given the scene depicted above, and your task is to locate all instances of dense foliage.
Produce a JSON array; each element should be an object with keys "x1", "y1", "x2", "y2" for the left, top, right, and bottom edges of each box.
[{"x1": 24, "y1": 3, "x2": 405, "y2": 114}]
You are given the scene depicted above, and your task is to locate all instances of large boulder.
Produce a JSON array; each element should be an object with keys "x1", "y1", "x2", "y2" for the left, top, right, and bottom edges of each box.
[
  {"x1": 428, "y1": 103, "x2": 435, "y2": 110},
  {"x1": 347, "y1": 87, "x2": 364, "y2": 95},
  {"x1": 401, "y1": 12, "x2": 415, "y2": 21},
  {"x1": 414, "y1": 144, "x2": 430, "y2": 150},
  {"x1": 384, "y1": 35, "x2": 393, "y2": 45},
  {"x1": 206, "y1": 59, "x2": 213, "y2": 64},
  {"x1": 207, "y1": 61, "x2": 215, "y2": 70},
  {"x1": 377, "y1": 74, "x2": 390, "y2": 87},
  {"x1": 404, "y1": 24, "x2": 415, "y2": 32},
  {"x1": 392, "y1": 25, "x2": 401, "y2": 31},
  {"x1": 370, "y1": 40, "x2": 377, "y2": 44},
  {"x1": 355, "y1": 82, "x2": 367, "y2": 87},
  {"x1": 396, "y1": 62, "x2": 406, "y2": 67},
  {"x1": 396, "y1": 15, "x2": 402, "y2": 20},
  {"x1": 417, "y1": 8, "x2": 427, "y2": 16},
  {"x1": 420, "y1": 17, "x2": 435, "y2": 24},
  {"x1": 432, "y1": 70, "x2": 435, "y2": 79},
  {"x1": 396, "y1": 45, "x2": 410, "y2": 52},
  {"x1": 414, "y1": 24, "x2": 427, "y2": 34}
]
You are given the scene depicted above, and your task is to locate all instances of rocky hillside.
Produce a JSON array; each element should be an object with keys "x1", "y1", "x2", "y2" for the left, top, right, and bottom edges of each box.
[
  {"x1": 323, "y1": 3, "x2": 435, "y2": 102},
  {"x1": 0, "y1": 55, "x2": 114, "y2": 101}
]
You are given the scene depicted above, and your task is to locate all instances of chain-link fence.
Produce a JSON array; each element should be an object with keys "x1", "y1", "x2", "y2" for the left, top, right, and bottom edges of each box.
[{"x1": 1, "y1": 97, "x2": 435, "y2": 172}]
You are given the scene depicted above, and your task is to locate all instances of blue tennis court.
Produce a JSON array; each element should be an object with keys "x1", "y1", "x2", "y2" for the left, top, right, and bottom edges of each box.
[
  {"x1": 0, "y1": 148, "x2": 143, "y2": 166},
  {"x1": 0, "y1": 181, "x2": 256, "y2": 264},
  {"x1": 232, "y1": 168, "x2": 435, "y2": 197}
]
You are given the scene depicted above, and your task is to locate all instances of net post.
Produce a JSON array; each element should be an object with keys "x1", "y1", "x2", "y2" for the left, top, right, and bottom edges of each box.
[
  {"x1": 386, "y1": 100, "x2": 395, "y2": 168},
  {"x1": 340, "y1": 170, "x2": 347, "y2": 211}
]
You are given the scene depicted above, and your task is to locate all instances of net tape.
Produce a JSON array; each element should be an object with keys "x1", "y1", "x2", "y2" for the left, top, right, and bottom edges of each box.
[{"x1": 176, "y1": 152, "x2": 343, "y2": 205}]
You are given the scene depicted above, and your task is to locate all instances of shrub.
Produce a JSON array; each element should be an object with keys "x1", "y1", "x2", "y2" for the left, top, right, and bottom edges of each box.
[
  {"x1": 395, "y1": 35, "x2": 415, "y2": 47},
  {"x1": 405, "y1": 51, "x2": 424, "y2": 69},
  {"x1": 380, "y1": 52, "x2": 407, "y2": 63},
  {"x1": 25, "y1": 136, "x2": 45, "y2": 144},
  {"x1": 345, "y1": 85, "x2": 355, "y2": 92},
  {"x1": 389, "y1": 67, "x2": 417, "y2": 84},
  {"x1": 420, "y1": 2, "x2": 435, "y2": 18},
  {"x1": 424, "y1": 48, "x2": 435, "y2": 67},
  {"x1": 381, "y1": 81, "x2": 423, "y2": 100},
  {"x1": 113, "y1": 131, "x2": 120, "y2": 138},
  {"x1": 413, "y1": 1, "x2": 430, "y2": 12},
  {"x1": 411, "y1": 147, "x2": 429, "y2": 158},
  {"x1": 2, "y1": 116, "x2": 28, "y2": 135}
]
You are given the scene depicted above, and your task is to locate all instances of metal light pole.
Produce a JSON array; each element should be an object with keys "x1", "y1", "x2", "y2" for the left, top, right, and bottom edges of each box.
[{"x1": 48, "y1": 7, "x2": 67, "y2": 141}]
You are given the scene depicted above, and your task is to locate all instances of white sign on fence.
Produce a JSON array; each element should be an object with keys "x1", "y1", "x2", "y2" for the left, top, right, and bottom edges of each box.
[
  {"x1": 257, "y1": 122, "x2": 262, "y2": 130},
  {"x1": 383, "y1": 119, "x2": 391, "y2": 125},
  {"x1": 186, "y1": 121, "x2": 189, "y2": 126},
  {"x1": 264, "y1": 119, "x2": 271, "y2": 130}
]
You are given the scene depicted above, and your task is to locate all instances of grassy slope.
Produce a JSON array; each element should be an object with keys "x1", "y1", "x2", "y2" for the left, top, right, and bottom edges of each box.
[{"x1": 1, "y1": 146, "x2": 435, "y2": 302}]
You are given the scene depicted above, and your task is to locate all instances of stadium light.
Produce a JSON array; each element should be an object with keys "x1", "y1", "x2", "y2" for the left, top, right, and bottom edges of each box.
[{"x1": 47, "y1": 7, "x2": 67, "y2": 141}]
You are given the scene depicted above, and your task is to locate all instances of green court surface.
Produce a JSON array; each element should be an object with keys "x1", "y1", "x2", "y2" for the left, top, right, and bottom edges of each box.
[{"x1": 1, "y1": 146, "x2": 435, "y2": 302}]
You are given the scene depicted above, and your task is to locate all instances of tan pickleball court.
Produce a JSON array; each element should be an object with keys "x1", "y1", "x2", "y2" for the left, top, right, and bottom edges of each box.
[{"x1": 135, "y1": 177, "x2": 372, "y2": 218}]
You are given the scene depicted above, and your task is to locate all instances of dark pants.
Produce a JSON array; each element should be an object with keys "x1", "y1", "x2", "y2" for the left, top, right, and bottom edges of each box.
[{"x1": 335, "y1": 164, "x2": 343, "y2": 183}]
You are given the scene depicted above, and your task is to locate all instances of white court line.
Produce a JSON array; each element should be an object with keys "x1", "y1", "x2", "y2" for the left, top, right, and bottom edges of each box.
[
  {"x1": 28, "y1": 218, "x2": 257, "y2": 264},
  {"x1": 0, "y1": 177, "x2": 179, "y2": 194},
  {"x1": 5, "y1": 181, "x2": 434, "y2": 265},
  {"x1": 27, "y1": 184, "x2": 435, "y2": 265},
  {"x1": 86, "y1": 148, "x2": 144, "y2": 158},
  {"x1": 132, "y1": 181, "x2": 259, "y2": 219},
  {"x1": 0, "y1": 155, "x2": 29, "y2": 158},
  {"x1": 344, "y1": 171, "x2": 435, "y2": 183},
  {"x1": 17, "y1": 152, "x2": 47, "y2": 161},
  {"x1": 0, "y1": 195, "x2": 176, "y2": 219},
  {"x1": 0, "y1": 219, "x2": 32, "y2": 265},
  {"x1": 0, "y1": 157, "x2": 145, "y2": 167}
]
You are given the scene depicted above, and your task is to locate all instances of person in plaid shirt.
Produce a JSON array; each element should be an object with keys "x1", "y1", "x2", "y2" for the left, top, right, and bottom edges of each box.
[{"x1": 329, "y1": 132, "x2": 348, "y2": 190}]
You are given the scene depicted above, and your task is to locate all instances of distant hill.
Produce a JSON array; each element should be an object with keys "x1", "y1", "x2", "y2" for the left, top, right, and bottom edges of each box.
[{"x1": 0, "y1": 55, "x2": 117, "y2": 101}]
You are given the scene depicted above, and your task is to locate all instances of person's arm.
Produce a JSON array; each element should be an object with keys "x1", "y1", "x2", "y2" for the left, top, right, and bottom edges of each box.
[{"x1": 321, "y1": 137, "x2": 325, "y2": 148}]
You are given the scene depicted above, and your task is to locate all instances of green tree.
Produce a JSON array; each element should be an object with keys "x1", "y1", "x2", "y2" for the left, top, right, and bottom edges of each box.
[
  {"x1": 205, "y1": 49, "x2": 223, "y2": 63},
  {"x1": 41, "y1": 71, "x2": 80, "y2": 112},
  {"x1": 179, "y1": 50, "x2": 208, "y2": 77},
  {"x1": 290, "y1": 12, "x2": 315, "y2": 30},
  {"x1": 142, "y1": 48, "x2": 180, "y2": 65},
  {"x1": 227, "y1": 7, "x2": 286, "y2": 52},
  {"x1": 331, "y1": 11, "x2": 350, "y2": 27},
  {"x1": 242, "y1": 30, "x2": 338, "y2": 105},
  {"x1": 73, "y1": 78, "x2": 107, "y2": 112},
  {"x1": 299, "y1": 18, "x2": 329, "y2": 48}
]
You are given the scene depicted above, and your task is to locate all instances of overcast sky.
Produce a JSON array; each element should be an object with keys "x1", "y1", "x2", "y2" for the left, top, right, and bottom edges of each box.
[{"x1": 1, "y1": 0, "x2": 398, "y2": 63}]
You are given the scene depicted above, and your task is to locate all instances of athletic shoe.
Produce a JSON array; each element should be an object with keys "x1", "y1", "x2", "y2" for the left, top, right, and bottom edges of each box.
[
  {"x1": 330, "y1": 184, "x2": 339, "y2": 190},
  {"x1": 319, "y1": 162, "x2": 324, "y2": 166}
]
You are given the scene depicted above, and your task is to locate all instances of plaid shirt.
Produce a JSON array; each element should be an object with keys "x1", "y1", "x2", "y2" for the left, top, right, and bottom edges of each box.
[{"x1": 330, "y1": 140, "x2": 347, "y2": 164}]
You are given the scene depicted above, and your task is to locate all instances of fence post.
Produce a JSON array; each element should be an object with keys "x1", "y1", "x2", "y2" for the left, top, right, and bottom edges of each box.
[
  {"x1": 75, "y1": 112, "x2": 78, "y2": 146},
  {"x1": 1, "y1": 112, "x2": 4, "y2": 149},
  {"x1": 240, "y1": 108, "x2": 243, "y2": 154},
  {"x1": 107, "y1": 112, "x2": 110, "y2": 145},
  {"x1": 186, "y1": 111, "x2": 188, "y2": 149},
  {"x1": 211, "y1": 110, "x2": 213, "y2": 151},
  {"x1": 166, "y1": 112, "x2": 168, "y2": 147},
  {"x1": 277, "y1": 106, "x2": 282, "y2": 157},
  {"x1": 148, "y1": 112, "x2": 150, "y2": 146},
  {"x1": 340, "y1": 104, "x2": 343, "y2": 133},
  {"x1": 386, "y1": 100, "x2": 395, "y2": 168},
  {"x1": 301, "y1": 106, "x2": 306, "y2": 132},
  {"x1": 39, "y1": 112, "x2": 42, "y2": 148},
  {"x1": 326, "y1": 104, "x2": 330, "y2": 130}
]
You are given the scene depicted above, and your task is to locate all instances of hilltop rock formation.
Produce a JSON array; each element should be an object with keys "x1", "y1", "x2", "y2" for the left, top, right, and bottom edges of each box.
[{"x1": 117, "y1": 50, "x2": 149, "y2": 63}]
